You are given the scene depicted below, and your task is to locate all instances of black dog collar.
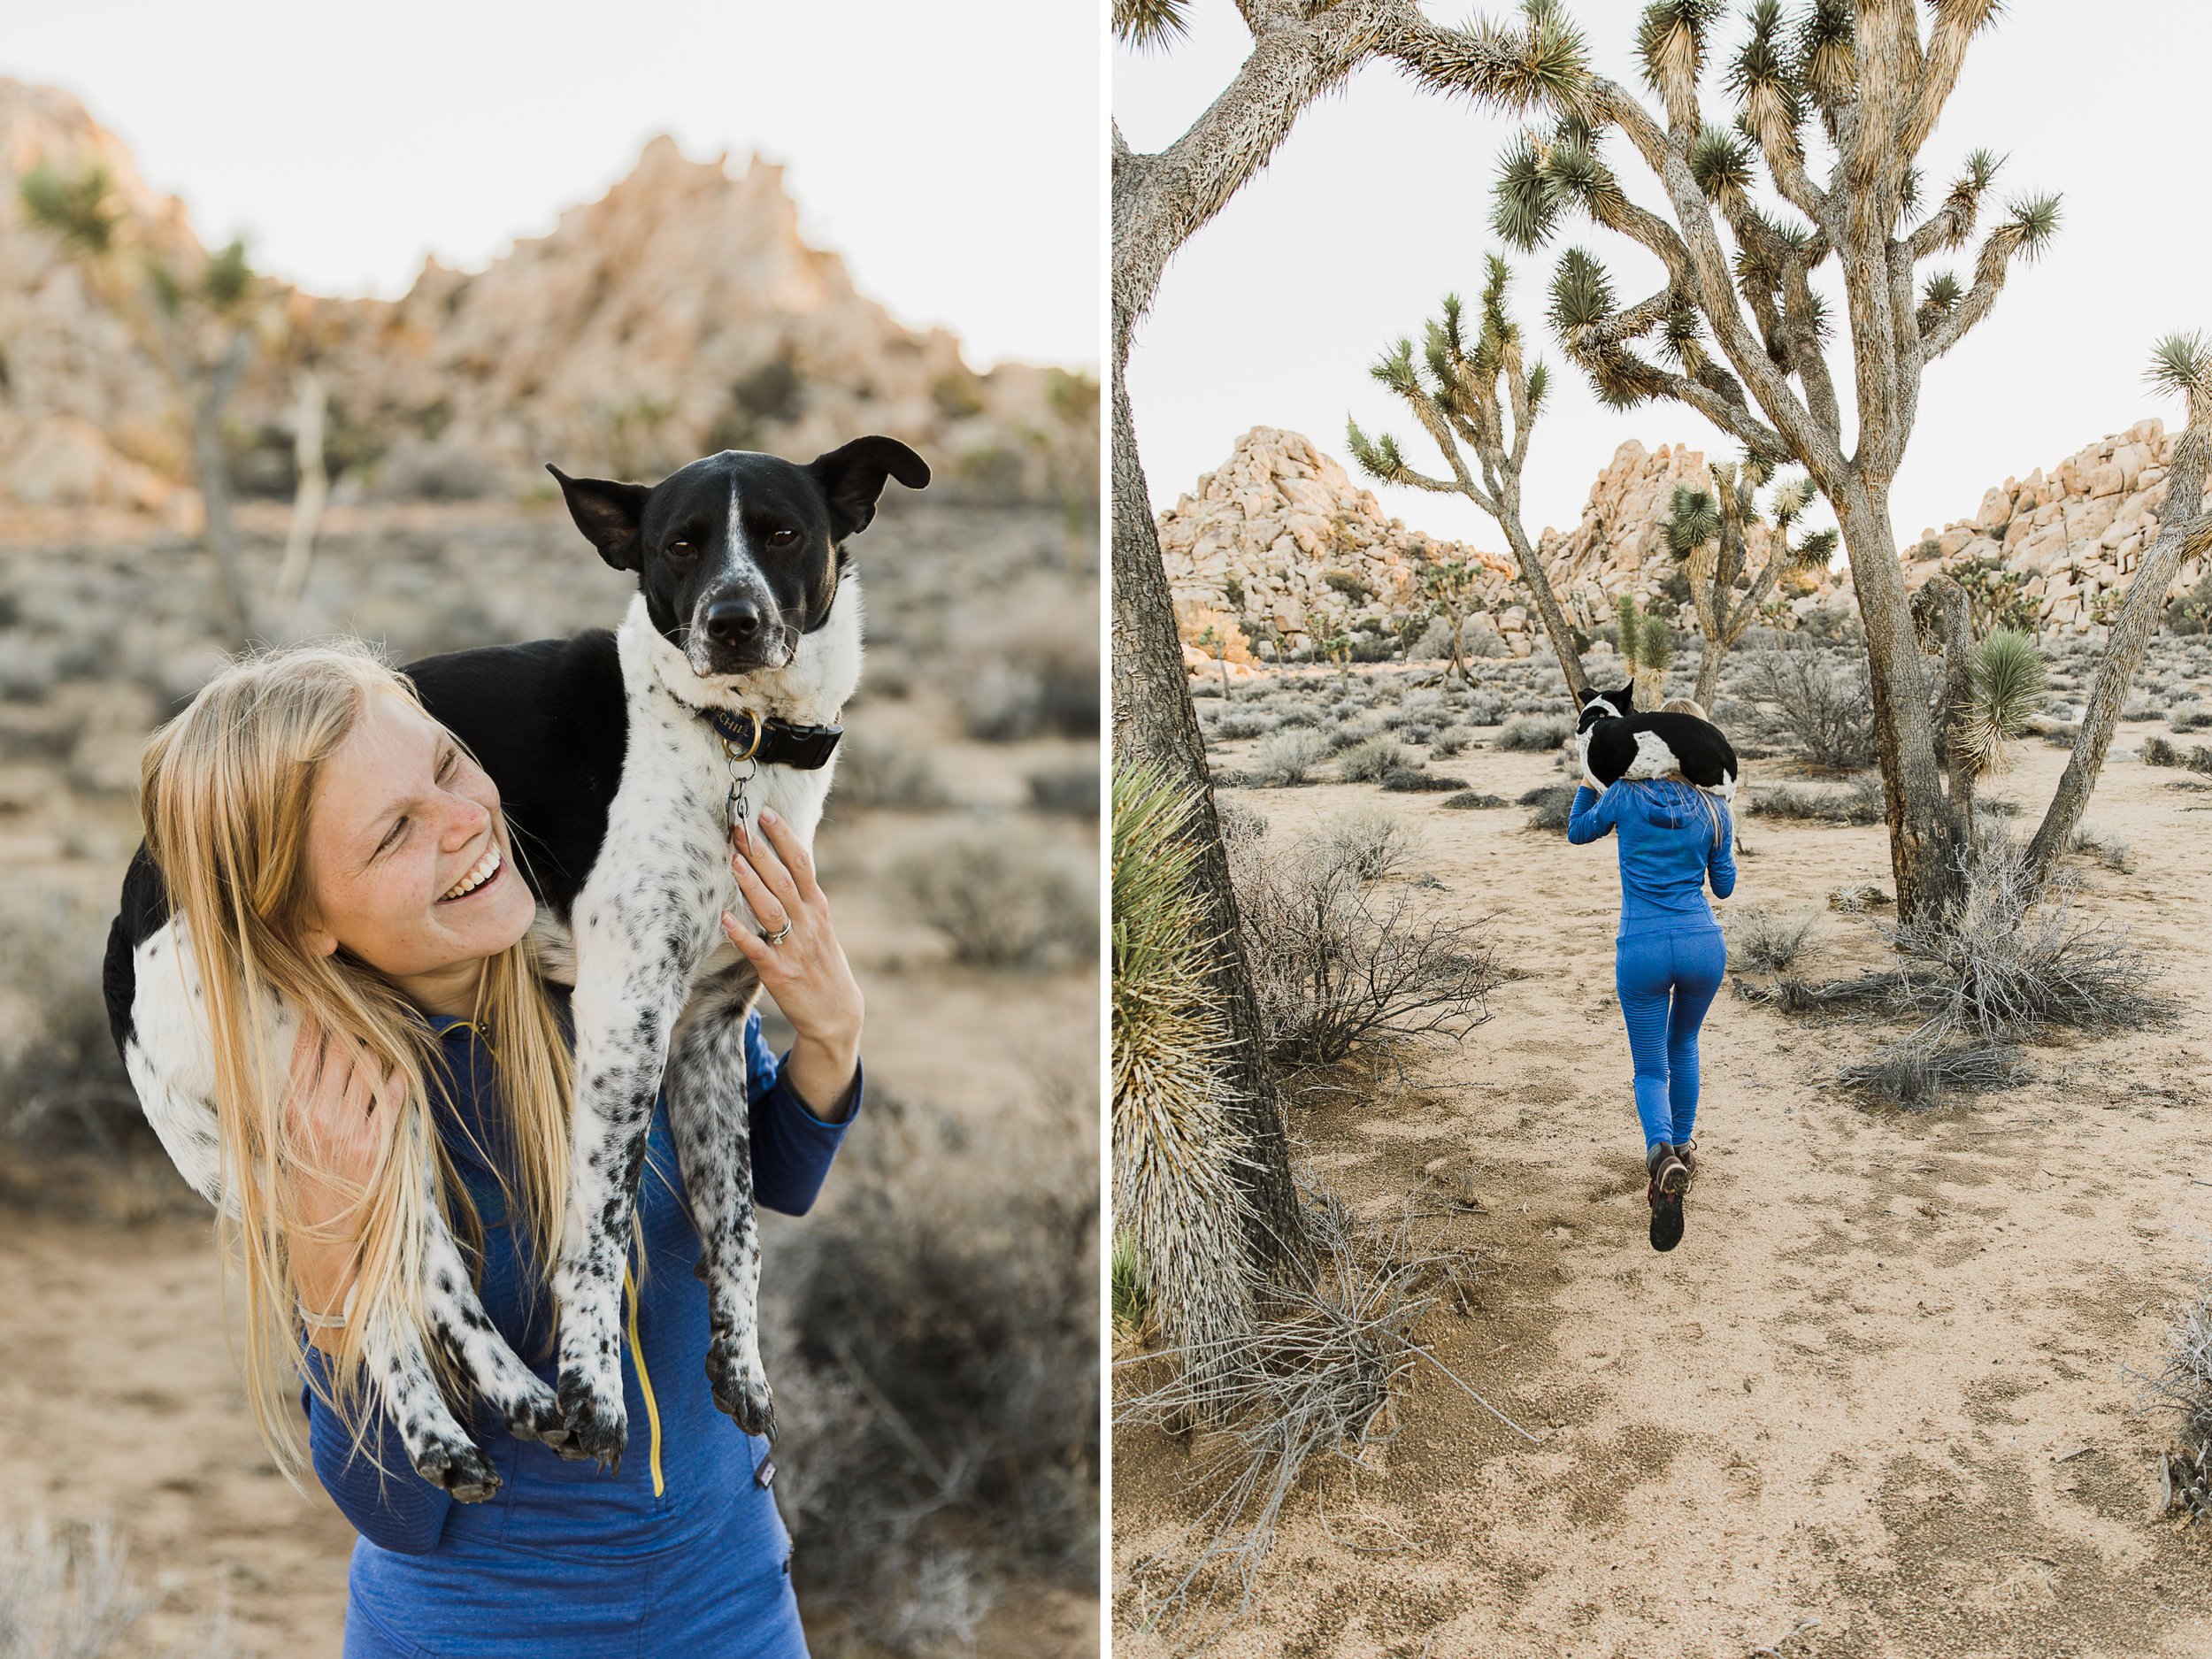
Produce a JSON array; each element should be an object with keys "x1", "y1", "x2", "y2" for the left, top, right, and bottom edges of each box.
[{"x1": 699, "y1": 706, "x2": 843, "y2": 771}]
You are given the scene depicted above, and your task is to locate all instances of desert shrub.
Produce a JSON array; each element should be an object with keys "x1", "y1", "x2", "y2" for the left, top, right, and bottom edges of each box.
[
  {"x1": 1397, "y1": 723, "x2": 1437, "y2": 746},
  {"x1": 768, "y1": 1077, "x2": 1096, "y2": 1653},
  {"x1": 2172, "y1": 703, "x2": 2212, "y2": 733},
  {"x1": 1518, "y1": 784, "x2": 1577, "y2": 832},
  {"x1": 1115, "y1": 1180, "x2": 1481, "y2": 1631},
  {"x1": 0, "y1": 893, "x2": 141, "y2": 1161},
  {"x1": 1324, "y1": 722, "x2": 1379, "y2": 754},
  {"x1": 1210, "y1": 710, "x2": 1279, "y2": 742},
  {"x1": 1430, "y1": 726, "x2": 1471, "y2": 757},
  {"x1": 956, "y1": 615, "x2": 1100, "y2": 741},
  {"x1": 0, "y1": 1511, "x2": 230, "y2": 1658},
  {"x1": 1837, "y1": 1037, "x2": 2027, "y2": 1107},
  {"x1": 1271, "y1": 703, "x2": 1321, "y2": 728},
  {"x1": 2069, "y1": 822, "x2": 2131, "y2": 872},
  {"x1": 2124, "y1": 695, "x2": 2162, "y2": 722},
  {"x1": 1460, "y1": 692, "x2": 1506, "y2": 726},
  {"x1": 1380, "y1": 767, "x2": 1469, "y2": 793},
  {"x1": 1225, "y1": 819, "x2": 1502, "y2": 1065},
  {"x1": 1336, "y1": 735, "x2": 1408, "y2": 783},
  {"x1": 1747, "y1": 782, "x2": 1879, "y2": 825},
  {"x1": 831, "y1": 733, "x2": 949, "y2": 813},
  {"x1": 1307, "y1": 804, "x2": 1420, "y2": 881},
  {"x1": 892, "y1": 826, "x2": 1095, "y2": 968},
  {"x1": 1744, "y1": 644, "x2": 1878, "y2": 767},
  {"x1": 1441, "y1": 792, "x2": 1506, "y2": 810},
  {"x1": 2142, "y1": 735, "x2": 2180, "y2": 766},
  {"x1": 1026, "y1": 766, "x2": 1099, "y2": 818},
  {"x1": 2133, "y1": 1270, "x2": 2212, "y2": 1521},
  {"x1": 1495, "y1": 713, "x2": 1571, "y2": 751},
  {"x1": 1251, "y1": 727, "x2": 1332, "y2": 785},
  {"x1": 1724, "y1": 906, "x2": 1824, "y2": 973},
  {"x1": 1189, "y1": 679, "x2": 1224, "y2": 700}
]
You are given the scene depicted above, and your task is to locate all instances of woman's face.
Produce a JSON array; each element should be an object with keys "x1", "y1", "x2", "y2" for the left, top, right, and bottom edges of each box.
[{"x1": 301, "y1": 690, "x2": 536, "y2": 1002}]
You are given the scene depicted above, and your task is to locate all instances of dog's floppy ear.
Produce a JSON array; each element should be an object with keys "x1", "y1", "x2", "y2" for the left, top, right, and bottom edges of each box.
[
  {"x1": 549, "y1": 465, "x2": 653, "y2": 572},
  {"x1": 1575, "y1": 686, "x2": 1595, "y2": 706},
  {"x1": 807, "y1": 436, "x2": 931, "y2": 541}
]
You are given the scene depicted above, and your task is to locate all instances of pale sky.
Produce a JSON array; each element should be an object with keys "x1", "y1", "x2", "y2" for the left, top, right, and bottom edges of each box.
[
  {"x1": 1117, "y1": 2, "x2": 2212, "y2": 562},
  {"x1": 4, "y1": 0, "x2": 1100, "y2": 371}
]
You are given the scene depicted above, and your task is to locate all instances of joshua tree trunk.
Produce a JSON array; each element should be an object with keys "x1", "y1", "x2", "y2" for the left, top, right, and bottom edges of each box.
[
  {"x1": 191, "y1": 328, "x2": 254, "y2": 650},
  {"x1": 2025, "y1": 369, "x2": 2210, "y2": 879},
  {"x1": 1916, "y1": 573, "x2": 1978, "y2": 831},
  {"x1": 275, "y1": 369, "x2": 329, "y2": 608}
]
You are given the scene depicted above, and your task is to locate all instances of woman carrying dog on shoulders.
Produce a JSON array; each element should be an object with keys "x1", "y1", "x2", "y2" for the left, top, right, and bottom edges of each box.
[
  {"x1": 1567, "y1": 695, "x2": 1734, "y2": 1254},
  {"x1": 138, "y1": 640, "x2": 863, "y2": 1656}
]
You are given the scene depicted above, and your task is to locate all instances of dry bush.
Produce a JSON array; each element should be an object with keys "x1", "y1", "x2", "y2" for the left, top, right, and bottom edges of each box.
[
  {"x1": 1206, "y1": 709, "x2": 1279, "y2": 742},
  {"x1": 891, "y1": 825, "x2": 1095, "y2": 968},
  {"x1": 2131, "y1": 1268, "x2": 2212, "y2": 1523},
  {"x1": 0, "y1": 1512, "x2": 231, "y2": 1659},
  {"x1": 828, "y1": 733, "x2": 949, "y2": 814},
  {"x1": 0, "y1": 893, "x2": 141, "y2": 1162},
  {"x1": 1743, "y1": 644, "x2": 1878, "y2": 767},
  {"x1": 1380, "y1": 767, "x2": 1469, "y2": 794},
  {"x1": 1226, "y1": 815, "x2": 1501, "y2": 1065},
  {"x1": 1724, "y1": 906, "x2": 1824, "y2": 973},
  {"x1": 1519, "y1": 784, "x2": 1577, "y2": 833},
  {"x1": 1335, "y1": 735, "x2": 1408, "y2": 783},
  {"x1": 1743, "y1": 774, "x2": 1885, "y2": 825},
  {"x1": 1305, "y1": 804, "x2": 1419, "y2": 882},
  {"x1": 1430, "y1": 726, "x2": 1472, "y2": 757},
  {"x1": 1025, "y1": 766, "x2": 1099, "y2": 818},
  {"x1": 765, "y1": 1075, "x2": 1097, "y2": 1655},
  {"x1": 1249, "y1": 728, "x2": 1331, "y2": 786},
  {"x1": 1115, "y1": 1179, "x2": 1502, "y2": 1635},
  {"x1": 1441, "y1": 792, "x2": 1506, "y2": 810},
  {"x1": 955, "y1": 612, "x2": 1100, "y2": 741},
  {"x1": 1835, "y1": 1037, "x2": 2027, "y2": 1107},
  {"x1": 2068, "y1": 821, "x2": 2130, "y2": 872},
  {"x1": 1495, "y1": 713, "x2": 1571, "y2": 751}
]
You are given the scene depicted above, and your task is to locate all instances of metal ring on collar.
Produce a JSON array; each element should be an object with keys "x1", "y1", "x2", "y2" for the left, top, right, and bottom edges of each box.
[
  {"x1": 720, "y1": 714, "x2": 765, "y2": 765},
  {"x1": 761, "y1": 920, "x2": 793, "y2": 947}
]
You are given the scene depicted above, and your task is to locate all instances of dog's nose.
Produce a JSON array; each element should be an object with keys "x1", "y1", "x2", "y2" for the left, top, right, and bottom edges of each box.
[{"x1": 703, "y1": 597, "x2": 763, "y2": 644}]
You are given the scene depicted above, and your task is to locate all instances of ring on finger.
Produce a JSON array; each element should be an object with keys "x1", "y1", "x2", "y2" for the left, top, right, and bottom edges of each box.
[{"x1": 761, "y1": 919, "x2": 793, "y2": 947}]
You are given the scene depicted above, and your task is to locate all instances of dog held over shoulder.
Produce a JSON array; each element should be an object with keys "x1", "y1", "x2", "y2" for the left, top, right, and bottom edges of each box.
[
  {"x1": 1573, "y1": 683, "x2": 1739, "y2": 802},
  {"x1": 104, "y1": 436, "x2": 929, "y2": 1497}
]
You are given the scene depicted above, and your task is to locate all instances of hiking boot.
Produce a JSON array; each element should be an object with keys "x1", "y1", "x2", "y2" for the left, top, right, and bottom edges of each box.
[
  {"x1": 1649, "y1": 1187, "x2": 1686, "y2": 1253},
  {"x1": 1674, "y1": 1138, "x2": 1700, "y2": 1187},
  {"x1": 1647, "y1": 1143, "x2": 1689, "y2": 1197}
]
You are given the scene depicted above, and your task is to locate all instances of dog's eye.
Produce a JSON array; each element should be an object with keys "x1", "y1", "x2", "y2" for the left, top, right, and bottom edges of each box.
[
  {"x1": 767, "y1": 528, "x2": 797, "y2": 548},
  {"x1": 667, "y1": 541, "x2": 695, "y2": 558}
]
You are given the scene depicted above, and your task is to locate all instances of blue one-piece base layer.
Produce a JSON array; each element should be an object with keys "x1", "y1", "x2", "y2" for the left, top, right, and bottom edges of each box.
[{"x1": 305, "y1": 995, "x2": 853, "y2": 1658}]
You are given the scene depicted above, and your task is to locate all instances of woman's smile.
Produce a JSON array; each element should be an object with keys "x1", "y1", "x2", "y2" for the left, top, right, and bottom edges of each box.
[{"x1": 439, "y1": 843, "x2": 504, "y2": 903}]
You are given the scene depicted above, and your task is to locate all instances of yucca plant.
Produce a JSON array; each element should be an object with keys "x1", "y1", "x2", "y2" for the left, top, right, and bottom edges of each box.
[
  {"x1": 1111, "y1": 760, "x2": 1257, "y2": 1407},
  {"x1": 1955, "y1": 629, "x2": 2048, "y2": 780},
  {"x1": 1610, "y1": 593, "x2": 1671, "y2": 706}
]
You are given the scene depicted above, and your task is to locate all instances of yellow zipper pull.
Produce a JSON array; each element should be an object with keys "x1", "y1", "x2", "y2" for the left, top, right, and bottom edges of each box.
[{"x1": 623, "y1": 1263, "x2": 664, "y2": 1498}]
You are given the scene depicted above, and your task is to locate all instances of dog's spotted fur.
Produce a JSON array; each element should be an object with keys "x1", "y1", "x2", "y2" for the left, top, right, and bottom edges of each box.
[
  {"x1": 1573, "y1": 683, "x2": 1740, "y2": 803},
  {"x1": 105, "y1": 439, "x2": 927, "y2": 1493}
]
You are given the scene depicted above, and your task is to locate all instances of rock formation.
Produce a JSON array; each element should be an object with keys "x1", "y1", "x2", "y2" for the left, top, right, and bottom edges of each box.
[
  {"x1": 1901, "y1": 419, "x2": 2199, "y2": 635},
  {"x1": 1156, "y1": 428, "x2": 1851, "y2": 663},
  {"x1": 0, "y1": 81, "x2": 1095, "y2": 516}
]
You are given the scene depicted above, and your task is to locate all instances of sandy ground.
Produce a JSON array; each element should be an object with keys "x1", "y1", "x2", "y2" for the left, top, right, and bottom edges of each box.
[
  {"x1": 0, "y1": 504, "x2": 1100, "y2": 1657},
  {"x1": 1116, "y1": 704, "x2": 2212, "y2": 1658}
]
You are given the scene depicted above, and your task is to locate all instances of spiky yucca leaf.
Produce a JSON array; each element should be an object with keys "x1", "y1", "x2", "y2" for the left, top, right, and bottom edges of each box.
[
  {"x1": 1525, "y1": 358, "x2": 1550, "y2": 416},
  {"x1": 1345, "y1": 419, "x2": 1407, "y2": 484},
  {"x1": 1635, "y1": 0, "x2": 1726, "y2": 97},
  {"x1": 1547, "y1": 138, "x2": 1627, "y2": 227},
  {"x1": 1113, "y1": 0, "x2": 1190, "y2": 50},
  {"x1": 1548, "y1": 246, "x2": 1617, "y2": 334},
  {"x1": 1795, "y1": 526, "x2": 1840, "y2": 569},
  {"x1": 1371, "y1": 337, "x2": 1420, "y2": 398},
  {"x1": 1690, "y1": 125, "x2": 1755, "y2": 211},
  {"x1": 1111, "y1": 762, "x2": 1258, "y2": 1403},
  {"x1": 2147, "y1": 332, "x2": 2211, "y2": 419},
  {"x1": 1111, "y1": 1233, "x2": 1151, "y2": 1337},
  {"x1": 1729, "y1": 0, "x2": 1802, "y2": 146},
  {"x1": 1661, "y1": 483, "x2": 1719, "y2": 559},
  {"x1": 2008, "y1": 193, "x2": 2063, "y2": 259},
  {"x1": 1922, "y1": 271, "x2": 1963, "y2": 312},
  {"x1": 1796, "y1": 0, "x2": 1856, "y2": 111},
  {"x1": 1640, "y1": 613, "x2": 1675, "y2": 674},
  {"x1": 1769, "y1": 474, "x2": 1817, "y2": 528},
  {"x1": 1955, "y1": 628, "x2": 2048, "y2": 777},
  {"x1": 1492, "y1": 133, "x2": 1560, "y2": 251},
  {"x1": 1616, "y1": 592, "x2": 1642, "y2": 668},
  {"x1": 1660, "y1": 303, "x2": 1704, "y2": 367}
]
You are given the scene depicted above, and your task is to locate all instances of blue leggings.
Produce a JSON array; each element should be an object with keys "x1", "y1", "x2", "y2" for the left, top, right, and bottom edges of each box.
[{"x1": 1615, "y1": 927, "x2": 1726, "y2": 1155}]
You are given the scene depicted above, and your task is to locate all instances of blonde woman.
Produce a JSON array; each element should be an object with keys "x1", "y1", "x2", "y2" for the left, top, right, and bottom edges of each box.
[
  {"x1": 1566, "y1": 695, "x2": 1733, "y2": 1255},
  {"x1": 136, "y1": 641, "x2": 862, "y2": 1656}
]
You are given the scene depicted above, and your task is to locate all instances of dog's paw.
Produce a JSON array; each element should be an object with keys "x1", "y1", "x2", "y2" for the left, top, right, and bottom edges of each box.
[
  {"x1": 412, "y1": 1434, "x2": 501, "y2": 1503},
  {"x1": 499, "y1": 1377, "x2": 568, "y2": 1446},
  {"x1": 555, "y1": 1367, "x2": 628, "y2": 1474},
  {"x1": 706, "y1": 1338, "x2": 777, "y2": 1441}
]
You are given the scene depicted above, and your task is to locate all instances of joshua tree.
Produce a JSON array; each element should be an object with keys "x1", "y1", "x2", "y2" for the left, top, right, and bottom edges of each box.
[
  {"x1": 1111, "y1": 0, "x2": 1586, "y2": 1264},
  {"x1": 1418, "y1": 557, "x2": 1479, "y2": 686},
  {"x1": 1612, "y1": 591, "x2": 1674, "y2": 706},
  {"x1": 1654, "y1": 457, "x2": 1839, "y2": 703},
  {"x1": 1348, "y1": 258, "x2": 1588, "y2": 700},
  {"x1": 1481, "y1": 0, "x2": 2062, "y2": 922},
  {"x1": 19, "y1": 163, "x2": 266, "y2": 649},
  {"x1": 2024, "y1": 333, "x2": 2212, "y2": 880}
]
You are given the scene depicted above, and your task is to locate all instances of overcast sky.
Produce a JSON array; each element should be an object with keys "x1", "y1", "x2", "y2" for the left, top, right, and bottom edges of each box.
[
  {"x1": 4, "y1": 0, "x2": 1099, "y2": 371},
  {"x1": 1116, "y1": 2, "x2": 2212, "y2": 560}
]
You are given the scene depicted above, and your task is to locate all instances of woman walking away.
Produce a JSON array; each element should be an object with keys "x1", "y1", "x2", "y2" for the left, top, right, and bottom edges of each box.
[
  {"x1": 139, "y1": 640, "x2": 864, "y2": 1655},
  {"x1": 1567, "y1": 696, "x2": 1734, "y2": 1253}
]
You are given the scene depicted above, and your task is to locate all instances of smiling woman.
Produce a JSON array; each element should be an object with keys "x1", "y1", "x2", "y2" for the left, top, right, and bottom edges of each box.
[{"x1": 131, "y1": 638, "x2": 866, "y2": 1657}]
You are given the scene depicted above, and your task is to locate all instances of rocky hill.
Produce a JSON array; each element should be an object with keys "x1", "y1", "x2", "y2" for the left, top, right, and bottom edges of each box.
[
  {"x1": 0, "y1": 81, "x2": 1095, "y2": 518},
  {"x1": 1157, "y1": 429, "x2": 1852, "y2": 662},
  {"x1": 1901, "y1": 418, "x2": 2201, "y2": 634}
]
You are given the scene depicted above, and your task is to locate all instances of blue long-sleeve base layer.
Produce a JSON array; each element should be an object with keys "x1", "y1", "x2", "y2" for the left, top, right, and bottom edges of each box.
[
  {"x1": 303, "y1": 998, "x2": 856, "y2": 1658},
  {"x1": 1569, "y1": 780, "x2": 1734, "y2": 1156}
]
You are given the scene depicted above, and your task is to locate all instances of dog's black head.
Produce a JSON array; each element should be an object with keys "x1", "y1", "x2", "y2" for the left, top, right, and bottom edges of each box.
[
  {"x1": 1575, "y1": 682, "x2": 1634, "y2": 732},
  {"x1": 549, "y1": 436, "x2": 929, "y2": 678}
]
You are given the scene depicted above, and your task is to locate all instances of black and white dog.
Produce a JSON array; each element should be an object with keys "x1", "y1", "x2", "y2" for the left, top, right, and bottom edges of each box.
[
  {"x1": 1573, "y1": 684, "x2": 1740, "y2": 802},
  {"x1": 104, "y1": 436, "x2": 929, "y2": 1497}
]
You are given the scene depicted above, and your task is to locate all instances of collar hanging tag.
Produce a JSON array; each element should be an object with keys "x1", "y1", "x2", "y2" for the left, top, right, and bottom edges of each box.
[{"x1": 708, "y1": 710, "x2": 765, "y2": 839}]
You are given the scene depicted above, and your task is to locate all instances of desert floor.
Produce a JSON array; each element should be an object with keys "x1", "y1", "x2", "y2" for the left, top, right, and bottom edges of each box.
[{"x1": 1116, "y1": 701, "x2": 2212, "y2": 1659}]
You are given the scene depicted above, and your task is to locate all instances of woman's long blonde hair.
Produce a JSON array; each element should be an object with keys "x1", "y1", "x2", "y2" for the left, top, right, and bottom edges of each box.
[{"x1": 140, "y1": 640, "x2": 572, "y2": 1485}]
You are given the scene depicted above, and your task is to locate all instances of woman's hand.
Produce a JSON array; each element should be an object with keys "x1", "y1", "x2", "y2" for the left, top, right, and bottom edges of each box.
[
  {"x1": 722, "y1": 805, "x2": 864, "y2": 1123},
  {"x1": 285, "y1": 1022, "x2": 400, "y2": 1348}
]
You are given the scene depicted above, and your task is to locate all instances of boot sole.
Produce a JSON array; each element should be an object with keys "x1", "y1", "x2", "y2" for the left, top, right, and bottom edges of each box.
[{"x1": 1650, "y1": 1192, "x2": 1686, "y2": 1252}]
